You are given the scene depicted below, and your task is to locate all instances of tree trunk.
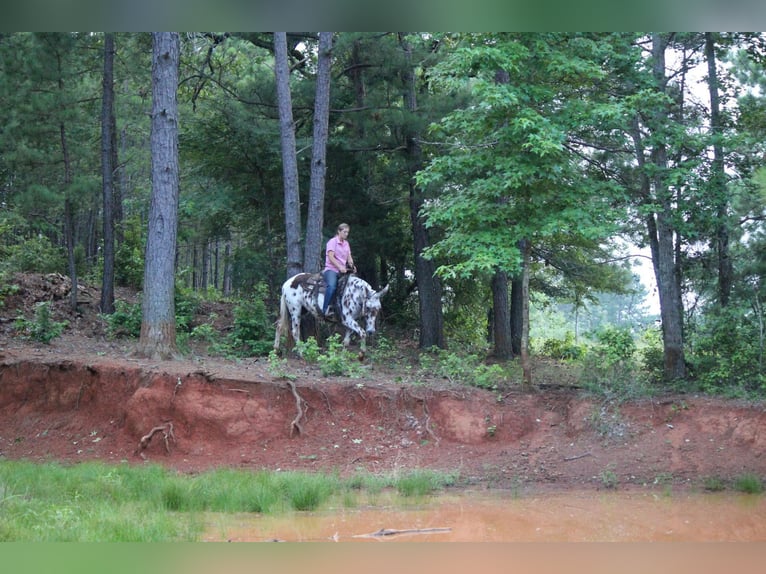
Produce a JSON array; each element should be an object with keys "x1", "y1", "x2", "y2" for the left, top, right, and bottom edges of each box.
[
  {"x1": 649, "y1": 34, "x2": 686, "y2": 380},
  {"x1": 304, "y1": 32, "x2": 333, "y2": 273},
  {"x1": 136, "y1": 32, "x2": 181, "y2": 360},
  {"x1": 100, "y1": 32, "x2": 116, "y2": 314},
  {"x1": 510, "y1": 275, "x2": 523, "y2": 356},
  {"x1": 491, "y1": 270, "x2": 512, "y2": 359},
  {"x1": 274, "y1": 32, "x2": 303, "y2": 278},
  {"x1": 705, "y1": 32, "x2": 732, "y2": 308},
  {"x1": 519, "y1": 240, "x2": 533, "y2": 387},
  {"x1": 60, "y1": 122, "x2": 78, "y2": 313},
  {"x1": 400, "y1": 33, "x2": 445, "y2": 349}
]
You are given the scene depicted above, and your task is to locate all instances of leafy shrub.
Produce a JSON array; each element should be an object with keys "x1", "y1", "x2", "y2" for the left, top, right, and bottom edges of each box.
[
  {"x1": 686, "y1": 307, "x2": 765, "y2": 395},
  {"x1": 225, "y1": 289, "x2": 273, "y2": 356},
  {"x1": 539, "y1": 332, "x2": 586, "y2": 360},
  {"x1": 174, "y1": 286, "x2": 201, "y2": 334},
  {"x1": 637, "y1": 326, "x2": 665, "y2": 385},
  {"x1": 114, "y1": 219, "x2": 145, "y2": 289},
  {"x1": 733, "y1": 473, "x2": 763, "y2": 494},
  {"x1": 419, "y1": 348, "x2": 509, "y2": 390},
  {"x1": 295, "y1": 337, "x2": 321, "y2": 363},
  {"x1": 15, "y1": 301, "x2": 68, "y2": 344},
  {"x1": 1, "y1": 236, "x2": 65, "y2": 275},
  {"x1": 593, "y1": 326, "x2": 636, "y2": 364},
  {"x1": 579, "y1": 326, "x2": 649, "y2": 401},
  {"x1": 317, "y1": 334, "x2": 363, "y2": 377},
  {"x1": 103, "y1": 300, "x2": 142, "y2": 338}
]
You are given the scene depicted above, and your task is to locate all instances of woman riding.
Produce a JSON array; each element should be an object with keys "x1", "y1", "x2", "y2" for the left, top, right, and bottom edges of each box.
[{"x1": 322, "y1": 223, "x2": 356, "y2": 317}]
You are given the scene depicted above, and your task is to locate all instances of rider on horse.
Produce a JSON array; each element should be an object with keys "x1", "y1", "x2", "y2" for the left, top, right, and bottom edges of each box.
[{"x1": 322, "y1": 223, "x2": 356, "y2": 318}]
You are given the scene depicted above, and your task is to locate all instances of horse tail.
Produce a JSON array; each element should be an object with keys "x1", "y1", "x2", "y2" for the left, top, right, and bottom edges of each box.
[{"x1": 274, "y1": 289, "x2": 289, "y2": 351}]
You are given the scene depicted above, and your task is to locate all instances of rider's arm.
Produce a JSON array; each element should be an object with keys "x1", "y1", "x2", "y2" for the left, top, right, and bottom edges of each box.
[{"x1": 327, "y1": 250, "x2": 345, "y2": 273}]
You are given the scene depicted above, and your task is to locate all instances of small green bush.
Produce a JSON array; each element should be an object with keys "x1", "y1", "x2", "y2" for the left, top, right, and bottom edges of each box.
[
  {"x1": 1, "y1": 235, "x2": 66, "y2": 275},
  {"x1": 317, "y1": 334, "x2": 363, "y2": 377},
  {"x1": 103, "y1": 299, "x2": 142, "y2": 338},
  {"x1": 295, "y1": 336, "x2": 321, "y2": 363},
  {"x1": 225, "y1": 288, "x2": 273, "y2": 356},
  {"x1": 418, "y1": 348, "x2": 509, "y2": 390},
  {"x1": 733, "y1": 473, "x2": 763, "y2": 494},
  {"x1": 14, "y1": 301, "x2": 68, "y2": 344},
  {"x1": 540, "y1": 332, "x2": 586, "y2": 360}
]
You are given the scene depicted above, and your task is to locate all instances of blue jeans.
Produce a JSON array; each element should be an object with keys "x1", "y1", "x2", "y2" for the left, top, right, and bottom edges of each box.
[{"x1": 322, "y1": 270, "x2": 339, "y2": 315}]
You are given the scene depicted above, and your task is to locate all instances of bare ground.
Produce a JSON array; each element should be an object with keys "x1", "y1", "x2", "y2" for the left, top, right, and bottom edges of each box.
[{"x1": 1, "y1": 273, "x2": 765, "y2": 492}]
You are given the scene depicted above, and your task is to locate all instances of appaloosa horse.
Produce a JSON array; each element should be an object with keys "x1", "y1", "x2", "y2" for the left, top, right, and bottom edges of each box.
[{"x1": 273, "y1": 273, "x2": 389, "y2": 355}]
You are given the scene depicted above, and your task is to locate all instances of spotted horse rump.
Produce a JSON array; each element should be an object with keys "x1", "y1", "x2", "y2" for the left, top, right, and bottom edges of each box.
[{"x1": 273, "y1": 273, "x2": 389, "y2": 356}]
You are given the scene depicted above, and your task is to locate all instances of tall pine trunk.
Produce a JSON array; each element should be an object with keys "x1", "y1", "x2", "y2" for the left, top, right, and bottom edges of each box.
[
  {"x1": 705, "y1": 32, "x2": 732, "y2": 308},
  {"x1": 274, "y1": 32, "x2": 303, "y2": 278},
  {"x1": 400, "y1": 33, "x2": 444, "y2": 349},
  {"x1": 136, "y1": 32, "x2": 180, "y2": 360},
  {"x1": 643, "y1": 34, "x2": 686, "y2": 381},
  {"x1": 100, "y1": 32, "x2": 116, "y2": 314},
  {"x1": 303, "y1": 32, "x2": 333, "y2": 273}
]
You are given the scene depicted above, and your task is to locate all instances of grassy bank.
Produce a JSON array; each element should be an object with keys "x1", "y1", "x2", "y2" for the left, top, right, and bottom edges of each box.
[{"x1": 0, "y1": 460, "x2": 458, "y2": 541}]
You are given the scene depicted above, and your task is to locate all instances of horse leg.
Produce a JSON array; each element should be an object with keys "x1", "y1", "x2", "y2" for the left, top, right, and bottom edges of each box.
[
  {"x1": 290, "y1": 313, "x2": 302, "y2": 354},
  {"x1": 274, "y1": 294, "x2": 288, "y2": 353},
  {"x1": 342, "y1": 320, "x2": 366, "y2": 349}
]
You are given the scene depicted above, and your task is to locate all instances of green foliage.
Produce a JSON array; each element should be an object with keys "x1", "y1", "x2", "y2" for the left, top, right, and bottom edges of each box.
[
  {"x1": 733, "y1": 473, "x2": 764, "y2": 494},
  {"x1": 266, "y1": 350, "x2": 296, "y2": 380},
  {"x1": 114, "y1": 219, "x2": 145, "y2": 289},
  {"x1": 103, "y1": 299, "x2": 142, "y2": 339},
  {"x1": 593, "y1": 326, "x2": 636, "y2": 364},
  {"x1": 0, "y1": 460, "x2": 460, "y2": 541},
  {"x1": 599, "y1": 465, "x2": 619, "y2": 489},
  {"x1": 637, "y1": 326, "x2": 665, "y2": 385},
  {"x1": 317, "y1": 334, "x2": 363, "y2": 377},
  {"x1": 295, "y1": 336, "x2": 322, "y2": 363},
  {"x1": 14, "y1": 301, "x2": 68, "y2": 344},
  {"x1": 0, "y1": 235, "x2": 65, "y2": 275},
  {"x1": 539, "y1": 332, "x2": 587, "y2": 360},
  {"x1": 224, "y1": 289, "x2": 274, "y2": 356},
  {"x1": 395, "y1": 469, "x2": 457, "y2": 497},
  {"x1": 174, "y1": 285, "x2": 201, "y2": 334},
  {"x1": 0, "y1": 283, "x2": 20, "y2": 308},
  {"x1": 418, "y1": 347, "x2": 510, "y2": 390},
  {"x1": 686, "y1": 306, "x2": 766, "y2": 396},
  {"x1": 277, "y1": 472, "x2": 335, "y2": 511},
  {"x1": 702, "y1": 476, "x2": 727, "y2": 492},
  {"x1": 579, "y1": 326, "x2": 651, "y2": 401}
]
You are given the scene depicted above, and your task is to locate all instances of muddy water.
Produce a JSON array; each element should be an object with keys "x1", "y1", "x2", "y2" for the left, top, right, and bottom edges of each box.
[{"x1": 203, "y1": 490, "x2": 766, "y2": 542}]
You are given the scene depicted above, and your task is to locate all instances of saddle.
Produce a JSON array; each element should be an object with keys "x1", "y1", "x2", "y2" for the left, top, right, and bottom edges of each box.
[{"x1": 292, "y1": 272, "x2": 351, "y2": 320}]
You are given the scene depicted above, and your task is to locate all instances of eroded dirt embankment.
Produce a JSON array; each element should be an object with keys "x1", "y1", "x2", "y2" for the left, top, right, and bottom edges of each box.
[{"x1": 1, "y1": 354, "x2": 765, "y2": 490}]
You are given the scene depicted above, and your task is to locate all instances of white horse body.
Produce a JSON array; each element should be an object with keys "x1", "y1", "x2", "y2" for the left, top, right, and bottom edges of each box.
[{"x1": 274, "y1": 273, "x2": 389, "y2": 354}]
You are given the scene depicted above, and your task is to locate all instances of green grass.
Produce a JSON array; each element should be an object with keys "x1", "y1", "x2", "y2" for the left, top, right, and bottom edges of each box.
[
  {"x1": 733, "y1": 473, "x2": 764, "y2": 494},
  {"x1": 0, "y1": 460, "x2": 458, "y2": 541}
]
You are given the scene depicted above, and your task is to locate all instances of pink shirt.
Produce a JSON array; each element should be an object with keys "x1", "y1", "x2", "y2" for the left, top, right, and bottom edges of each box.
[{"x1": 324, "y1": 236, "x2": 351, "y2": 272}]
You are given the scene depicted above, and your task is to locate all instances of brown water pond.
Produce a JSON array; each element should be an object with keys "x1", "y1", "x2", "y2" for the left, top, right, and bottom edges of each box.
[{"x1": 202, "y1": 490, "x2": 766, "y2": 542}]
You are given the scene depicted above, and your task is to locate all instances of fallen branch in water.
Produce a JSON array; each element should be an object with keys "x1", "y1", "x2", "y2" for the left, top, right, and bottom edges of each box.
[
  {"x1": 136, "y1": 421, "x2": 175, "y2": 457},
  {"x1": 353, "y1": 527, "x2": 451, "y2": 539}
]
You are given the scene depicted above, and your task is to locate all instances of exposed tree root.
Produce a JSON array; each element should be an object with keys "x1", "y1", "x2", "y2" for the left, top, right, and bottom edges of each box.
[
  {"x1": 135, "y1": 421, "x2": 175, "y2": 458},
  {"x1": 422, "y1": 401, "x2": 441, "y2": 445},
  {"x1": 287, "y1": 380, "x2": 306, "y2": 437}
]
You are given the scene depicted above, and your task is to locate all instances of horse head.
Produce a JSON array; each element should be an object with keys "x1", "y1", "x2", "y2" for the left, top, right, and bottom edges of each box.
[{"x1": 363, "y1": 284, "x2": 390, "y2": 337}]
